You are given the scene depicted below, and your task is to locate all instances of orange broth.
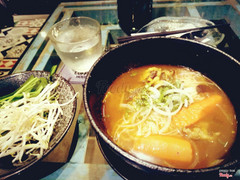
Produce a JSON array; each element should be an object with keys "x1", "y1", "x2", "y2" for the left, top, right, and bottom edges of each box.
[{"x1": 102, "y1": 65, "x2": 237, "y2": 169}]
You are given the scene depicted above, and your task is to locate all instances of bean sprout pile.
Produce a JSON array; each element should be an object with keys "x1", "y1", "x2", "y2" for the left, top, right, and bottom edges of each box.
[{"x1": 0, "y1": 75, "x2": 75, "y2": 165}]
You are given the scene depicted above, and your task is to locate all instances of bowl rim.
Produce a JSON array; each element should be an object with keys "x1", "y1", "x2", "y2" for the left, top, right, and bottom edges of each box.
[
  {"x1": 83, "y1": 36, "x2": 240, "y2": 175},
  {"x1": 0, "y1": 70, "x2": 77, "y2": 179}
]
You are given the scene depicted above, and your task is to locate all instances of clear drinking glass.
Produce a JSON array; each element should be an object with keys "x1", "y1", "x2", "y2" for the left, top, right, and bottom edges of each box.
[{"x1": 48, "y1": 17, "x2": 102, "y2": 73}]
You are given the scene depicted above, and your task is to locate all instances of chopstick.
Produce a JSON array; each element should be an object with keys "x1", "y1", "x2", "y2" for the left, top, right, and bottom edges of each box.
[{"x1": 117, "y1": 23, "x2": 230, "y2": 44}]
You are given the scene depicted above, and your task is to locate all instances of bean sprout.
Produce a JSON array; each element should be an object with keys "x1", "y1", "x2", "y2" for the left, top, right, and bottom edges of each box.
[{"x1": 0, "y1": 80, "x2": 76, "y2": 165}]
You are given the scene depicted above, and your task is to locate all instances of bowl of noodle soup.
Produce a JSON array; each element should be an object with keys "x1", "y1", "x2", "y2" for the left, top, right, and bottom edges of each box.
[{"x1": 84, "y1": 37, "x2": 240, "y2": 179}]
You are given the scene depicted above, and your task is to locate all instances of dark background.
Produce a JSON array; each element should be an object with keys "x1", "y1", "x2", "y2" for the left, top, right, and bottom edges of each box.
[
  {"x1": 6, "y1": 0, "x2": 87, "y2": 14},
  {"x1": 0, "y1": 0, "x2": 91, "y2": 29}
]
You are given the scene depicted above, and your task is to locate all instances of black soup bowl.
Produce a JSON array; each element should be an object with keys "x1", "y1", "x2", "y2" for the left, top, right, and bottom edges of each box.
[{"x1": 83, "y1": 37, "x2": 240, "y2": 179}]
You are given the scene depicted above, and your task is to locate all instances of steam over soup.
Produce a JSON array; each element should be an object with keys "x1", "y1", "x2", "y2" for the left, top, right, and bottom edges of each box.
[{"x1": 102, "y1": 65, "x2": 237, "y2": 169}]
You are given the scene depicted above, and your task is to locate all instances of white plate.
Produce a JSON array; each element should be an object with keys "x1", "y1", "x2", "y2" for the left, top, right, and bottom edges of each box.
[{"x1": 137, "y1": 16, "x2": 225, "y2": 47}]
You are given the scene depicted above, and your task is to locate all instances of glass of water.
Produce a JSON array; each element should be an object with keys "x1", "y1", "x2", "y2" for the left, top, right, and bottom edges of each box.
[{"x1": 48, "y1": 17, "x2": 102, "y2": 73}]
